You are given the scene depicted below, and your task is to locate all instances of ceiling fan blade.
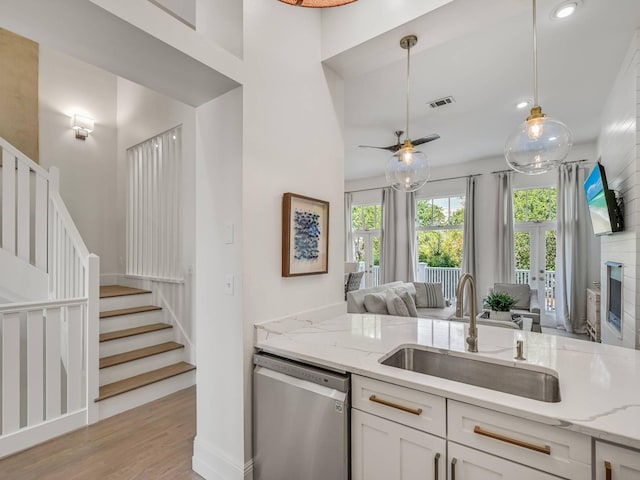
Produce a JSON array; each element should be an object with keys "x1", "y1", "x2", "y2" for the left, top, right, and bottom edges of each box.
[
  {"x1": 412, "y1": 134, "x2": 441, "y2": 146},
  {"x1": 358, "y1": 144, "x2": 401, "y2": 152}
]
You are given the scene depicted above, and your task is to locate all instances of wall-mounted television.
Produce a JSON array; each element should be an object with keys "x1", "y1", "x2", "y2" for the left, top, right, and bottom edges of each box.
[{"x1": 584, "y1": 163, "x2": 623, "y2": 236}]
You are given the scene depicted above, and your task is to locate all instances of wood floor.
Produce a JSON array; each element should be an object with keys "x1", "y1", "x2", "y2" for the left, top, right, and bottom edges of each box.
[{"x1": 0, "y1": 387, "x2": 203, "y2": 480}]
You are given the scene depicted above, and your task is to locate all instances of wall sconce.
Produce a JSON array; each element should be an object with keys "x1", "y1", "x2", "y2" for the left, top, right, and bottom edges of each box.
[{"x1": 71, "y1": 114, "x2": 94, "y2": 140}]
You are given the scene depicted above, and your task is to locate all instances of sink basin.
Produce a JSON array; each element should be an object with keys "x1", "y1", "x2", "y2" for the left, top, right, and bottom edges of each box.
[{"x1": 380, "y1": 346, "x2": 561, "y2": 403}]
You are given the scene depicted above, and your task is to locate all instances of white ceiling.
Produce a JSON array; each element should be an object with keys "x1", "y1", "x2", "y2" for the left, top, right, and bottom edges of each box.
[{"x1": 334, "y1": 0, "x2": 640, "y2": 181}]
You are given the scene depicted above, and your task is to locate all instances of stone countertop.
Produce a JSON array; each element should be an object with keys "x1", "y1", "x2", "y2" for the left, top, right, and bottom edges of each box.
[{"x1": 255, "y1": 313, "x2": 640, "y2": 449}]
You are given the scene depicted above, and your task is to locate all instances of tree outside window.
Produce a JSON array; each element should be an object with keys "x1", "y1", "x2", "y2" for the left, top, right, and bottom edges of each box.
[
  {"x1": 416, "y1": 196, "x2": 465, "y2": 268},
  {"x1": 352, "y1": 204, "x2": 381, "y2": 266}
]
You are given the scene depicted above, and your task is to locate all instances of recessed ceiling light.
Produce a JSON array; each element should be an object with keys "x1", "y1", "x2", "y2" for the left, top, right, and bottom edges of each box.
[
  {"x1": 551, "y1": 1, "x2": 579, "y2": 20},
  {"x1": 516, "y1": 100, "x2": 531, "y2": 109}
]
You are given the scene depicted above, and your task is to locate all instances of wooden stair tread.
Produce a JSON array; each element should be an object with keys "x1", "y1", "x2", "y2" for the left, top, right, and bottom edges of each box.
[
  {"x1": 100, "y1": 285, "x2": 151, "y2": 298},
  {"x1": 96, "y1": 362, "x2": 195, "y2": 401},
  {"x1": 99, "y1": 323, "x2": 173, "y2": 342},
  {"x1": 100, "y1": 305, "x2": 161, "y2": 319},
  {"x1": 100, "y1": 342, "x2": 184, "y2": 369}
]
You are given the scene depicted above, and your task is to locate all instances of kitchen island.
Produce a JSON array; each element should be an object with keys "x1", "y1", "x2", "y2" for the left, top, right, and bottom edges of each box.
[{"x1": 255, "y1": 313, "x2": 640, "y2": 479}]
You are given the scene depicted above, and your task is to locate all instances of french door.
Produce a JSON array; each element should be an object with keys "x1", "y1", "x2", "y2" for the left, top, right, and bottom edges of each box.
[
  {"x1": 514, "y1": 223, "x2": 556, "y2": 313},
  {"x1": 353, "y1": 232, "x2": 380, "y2": 288}
]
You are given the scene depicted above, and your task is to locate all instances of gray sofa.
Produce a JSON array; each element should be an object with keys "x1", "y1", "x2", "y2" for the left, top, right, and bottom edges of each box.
[
  {"x1": 347, "y1": 282, "x2": 526, "y2": 330},
  {"x1": 347, "y1": 281, "x2": 456, "y2": 320}
]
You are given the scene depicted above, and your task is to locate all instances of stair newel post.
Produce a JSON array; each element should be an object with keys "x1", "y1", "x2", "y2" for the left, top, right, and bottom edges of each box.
[{"x1": 86, "y1": 253, "x2": 100, "y2": 424}]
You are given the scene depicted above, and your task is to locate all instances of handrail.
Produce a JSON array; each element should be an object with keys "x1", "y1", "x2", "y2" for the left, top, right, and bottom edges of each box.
[
  {"x1": 50, "y1": 192, "x2": 91, "y2": 262},
  {"x1": 0, "y1": 297, "x2": 88, "y2": 314},
  {"x1": 0, "y1": 137, "x2": 49, "y2": 179}
]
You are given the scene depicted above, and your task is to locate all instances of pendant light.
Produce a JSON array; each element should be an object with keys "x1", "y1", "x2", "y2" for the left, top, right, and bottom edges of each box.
[
  {"x1": 385, "y1": 35, "x2": 431, "y2": 193},
  {"x1": 504, "y1": 0, "x2": 572, "y2": 174},
  {"x1": 278, "y1": 0, "x2": 357, "y2": 7}
]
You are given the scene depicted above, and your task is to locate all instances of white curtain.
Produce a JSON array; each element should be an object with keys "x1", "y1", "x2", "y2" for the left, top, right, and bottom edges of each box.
[
  {"x1": 344, "y1": 193, "x2": 354, "y2": 262},
  {"x1": 556, "y1": 163, "x2": 588, "y2": 332},
  {"x1": 495, "y1": 172, "x2": 515, "y2": 283},
  {"x1": 462, "y1": 177, "x2": 477, "y2": 312},
  {"x1": 406, "y1": 192, "x2": 417, "y2": 282},
  {"x1": 380, "y1": 188, "x2": 398, "y2": 284}
]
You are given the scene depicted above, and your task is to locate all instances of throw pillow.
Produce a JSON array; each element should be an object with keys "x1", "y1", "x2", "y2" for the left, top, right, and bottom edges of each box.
[
  {"x1": 363, "y1": 293, "x2": 389, "y2": 315},
  {"x1": 398, "y1": 290, "x2": 419, "y2": 317},
  {"x1": 385, "y1": 290, "x2": 411, "y2": 317},
  {"x1": 413, "y1": 282, "x2": 446, "y2": 308}
]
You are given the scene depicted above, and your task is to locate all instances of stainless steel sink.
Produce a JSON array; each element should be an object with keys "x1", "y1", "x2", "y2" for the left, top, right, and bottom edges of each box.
[{"x1": 380, "y1": 346, "x2": 561, "y2": 403}]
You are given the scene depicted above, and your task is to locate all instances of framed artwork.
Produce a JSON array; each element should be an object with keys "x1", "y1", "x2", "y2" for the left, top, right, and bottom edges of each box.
[{"x1": 282, "y1": 193, "x2": 329, "y2": 277}]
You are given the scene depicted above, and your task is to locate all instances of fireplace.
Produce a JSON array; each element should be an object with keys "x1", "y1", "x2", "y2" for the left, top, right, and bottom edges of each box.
[{"x1": 606, "y1": 261, "x2": 623, "y2": 337}]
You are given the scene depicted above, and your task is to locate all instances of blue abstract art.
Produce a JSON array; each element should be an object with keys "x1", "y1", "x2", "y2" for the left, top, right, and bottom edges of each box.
[
  {"x1": 282, "y1": 192, "x2": 329, "y2": 277},
  {"x1": 294, "y1": 209, "x2": 321, "y2": 260}
]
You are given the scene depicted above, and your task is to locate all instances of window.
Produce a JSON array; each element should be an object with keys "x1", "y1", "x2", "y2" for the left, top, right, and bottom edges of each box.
[
  {"x1": 512, "y1": 187, "x2": 557, "y2": 312},
  {"x1": 513, "y1": 187, "x2": 557, "y2": 223},
  {"x1": 416, "y1": 196, "x2": 465, "y2": 268},
  {"x1": 351, "y1": 204, "x2": 381, "y2": 287},
  {"x1": 352, "y1": 204, "x2": 381, "y2": 231},
  {"x1": 513, "y1": 187, "x2": 557, "y2": 273}
]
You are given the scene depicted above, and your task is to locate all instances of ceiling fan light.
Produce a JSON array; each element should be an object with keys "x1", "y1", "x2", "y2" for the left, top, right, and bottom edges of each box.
[
  {"x1": 504, "y1": 115, "x2": 573, "y2": 174},
  {"x1": 385, "y1": 145, "x2": 430, "y2": 192},
  {"x1": 277, "y1": 0, "x2": 357, "y2": 7}
]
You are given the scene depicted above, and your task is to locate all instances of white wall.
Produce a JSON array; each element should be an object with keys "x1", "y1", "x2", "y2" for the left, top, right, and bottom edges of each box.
[
  {"x1": 192, "y1": 87, "x2": 245, "y2": 480},
  {"x1": 321, "y1": 0, "x2": 453, "y2": 60},
  {"x1": 39, "y1": 45, "x2": 119, "y2": 274},
  {"x1": 345, "y1": 143, "x2": 601, "y2": 310},
  {"x1": 597, "y1": 32, "x2": 640, "y2": 349},
  {"x1": 192, "y1": 1, "x2": 345, "y2": 478},
  {"x1": 196, "y1": 0, "x2": 243, "y2": 59},
  {"x1": 151, "y1": 0, "x2": 196, "y2": 26}
]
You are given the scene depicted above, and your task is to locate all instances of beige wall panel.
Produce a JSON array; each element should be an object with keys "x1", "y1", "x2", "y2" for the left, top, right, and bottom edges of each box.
[{"x1": 0, "y1": 27, "x2": 39, "y2": 163}]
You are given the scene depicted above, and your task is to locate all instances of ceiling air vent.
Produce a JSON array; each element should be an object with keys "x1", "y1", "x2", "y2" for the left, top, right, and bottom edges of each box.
[{"x1": 428, "y1": 96, "x2": 455, "y2": 109}]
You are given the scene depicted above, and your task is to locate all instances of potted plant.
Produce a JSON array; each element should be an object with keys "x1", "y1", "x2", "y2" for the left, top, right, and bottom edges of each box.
[{"x1": 484, "y1": 292, "x2": 516, "y2": 321}]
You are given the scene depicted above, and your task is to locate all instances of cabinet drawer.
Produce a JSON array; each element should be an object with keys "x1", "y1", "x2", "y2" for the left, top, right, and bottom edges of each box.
[
  {"x1": 448, "y1": 400, "x2": 590, "y2": 479},
  {"x1": 448, "y1": 442, "x2": 560, "y2": 479},
  {"x1": 352, "y1": 375, "x2": 446, "y2": 437}
]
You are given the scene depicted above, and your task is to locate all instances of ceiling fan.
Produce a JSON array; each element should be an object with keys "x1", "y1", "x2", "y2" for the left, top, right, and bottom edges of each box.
[{"x1": 359, "y1": 130, "x2": 440, "y2": 153}]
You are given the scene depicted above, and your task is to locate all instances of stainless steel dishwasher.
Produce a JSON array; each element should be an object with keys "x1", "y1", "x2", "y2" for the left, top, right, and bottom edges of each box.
[{"x1": 253, "y1": 352, "x2": 350, "y2": 480}]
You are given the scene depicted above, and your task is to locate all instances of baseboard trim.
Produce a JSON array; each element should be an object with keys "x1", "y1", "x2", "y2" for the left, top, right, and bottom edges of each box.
[{"x1": 192, "y1": 436, "x2": 253, "y2": 480}]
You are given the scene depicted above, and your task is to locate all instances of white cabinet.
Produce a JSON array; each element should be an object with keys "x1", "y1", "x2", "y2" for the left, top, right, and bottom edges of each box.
[
  {"x1": 448, "y1": 400, "x2": 591, "y2": 479},
  {"x1": 595, "y1": 441, "x2": 640, "y2": 479},
  {"x1": 352, "y1": 409, "x2": 445, "y2": 480},
  {"x1": 448, "y1": 442, "x2": 559, "y2": 479}
]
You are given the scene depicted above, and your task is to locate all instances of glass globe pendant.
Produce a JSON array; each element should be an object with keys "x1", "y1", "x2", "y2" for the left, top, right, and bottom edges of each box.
[
  {"x1": 386, "y1": 140, "x2": 430, "y2": 191},
  {"x1": 505, "y1": 106, "x2": 572, "y2": 174},
  {"x1": 505, "y1": 0, "x2": 572, "y2": 174},
  {"x1": 387, "y1": 35, "x2": 431, "y2": 193}
]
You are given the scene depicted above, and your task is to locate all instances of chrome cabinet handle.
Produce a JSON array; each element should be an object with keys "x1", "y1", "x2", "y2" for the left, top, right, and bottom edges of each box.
[
  {"x1": 605, "y1": 460, "x2": 612, "y2": 480},
  {"x1": 368, "y1": 395, "x2": 423, "y2": 416},
  {"x1": 451, "y1": 457, "x2": 457, "y2": 480},
  {"x1": 434, "y1": 452, "x2": 440, "y2": 480},
  {"x1": 473, "y1": 426, "x2": 551, "y2": 455}
]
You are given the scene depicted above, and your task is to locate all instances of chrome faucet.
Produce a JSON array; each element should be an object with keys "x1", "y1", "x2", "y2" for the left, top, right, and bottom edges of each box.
[{"x1": 455, "y1": 273, "x2": 478, "y2": 353}]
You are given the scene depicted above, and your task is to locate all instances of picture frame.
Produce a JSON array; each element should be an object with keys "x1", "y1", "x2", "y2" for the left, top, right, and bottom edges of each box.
[{"x1": 282, "y1": 192, "x2": 329, "y2": 277}]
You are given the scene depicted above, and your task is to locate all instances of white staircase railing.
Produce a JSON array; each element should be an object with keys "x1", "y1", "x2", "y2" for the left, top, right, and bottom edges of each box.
[{"x1": 0, "y1": 139, "x2": 99, "y2": 458}]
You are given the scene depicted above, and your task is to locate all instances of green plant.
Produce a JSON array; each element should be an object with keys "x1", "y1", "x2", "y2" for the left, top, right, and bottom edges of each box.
[{"x1": 484, "y1": 293, "x2": 516, "y2": 312}]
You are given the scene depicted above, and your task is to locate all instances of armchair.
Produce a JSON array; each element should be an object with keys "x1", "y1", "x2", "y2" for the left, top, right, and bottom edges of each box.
[{"x1": 490, "y1": 283, "x2": 541, "y2": 332}]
